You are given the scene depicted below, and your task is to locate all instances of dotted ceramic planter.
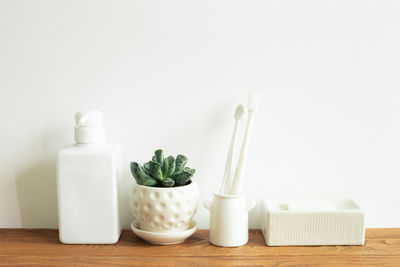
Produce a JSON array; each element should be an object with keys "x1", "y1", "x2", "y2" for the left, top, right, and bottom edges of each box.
[{"x1": 129, "y1": 181, "x2": 199, "y2": 233}]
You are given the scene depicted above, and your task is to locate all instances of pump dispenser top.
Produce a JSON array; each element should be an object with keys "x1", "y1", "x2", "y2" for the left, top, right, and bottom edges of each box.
[{"x1": 74, "y1": 110, "x2": 105, "y2": 144}]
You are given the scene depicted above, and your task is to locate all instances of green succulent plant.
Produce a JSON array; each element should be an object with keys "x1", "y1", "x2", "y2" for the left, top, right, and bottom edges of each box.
[{"x1": 130, "y1": 149, "x2": 196, "y2": 187}]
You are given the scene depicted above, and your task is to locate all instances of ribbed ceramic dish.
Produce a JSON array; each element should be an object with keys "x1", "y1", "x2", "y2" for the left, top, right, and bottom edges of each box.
[{"x1": 261, "y1": 198, "x2": 365, "y2": 246}]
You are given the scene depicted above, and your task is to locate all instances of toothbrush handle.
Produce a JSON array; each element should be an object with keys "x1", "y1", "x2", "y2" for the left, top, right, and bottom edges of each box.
[
  {"x1": 230, "y1": 112, "x2": 254, "y2": 195},
  {"x1": 220, "y1": 121, "x2": 239, "y2": 194}
]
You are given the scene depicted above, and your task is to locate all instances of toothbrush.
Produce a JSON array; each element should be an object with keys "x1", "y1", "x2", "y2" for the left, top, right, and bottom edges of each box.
[
  {"x1": 229, "y1": 92, "x2": 259, "y2": 195},
  {"x1": 220, "y1": 104, "x2": 246, "y2": 195}
]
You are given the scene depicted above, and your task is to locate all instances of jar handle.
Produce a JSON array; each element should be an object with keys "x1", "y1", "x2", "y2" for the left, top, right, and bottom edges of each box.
[{"x1": 203, "y1": 200, "x2": 211, "y2": 211}]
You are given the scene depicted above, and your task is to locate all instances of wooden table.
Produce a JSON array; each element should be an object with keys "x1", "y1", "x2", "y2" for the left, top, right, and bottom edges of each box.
[{"x1": 0, "y1": 229, "x2": 399, "y2": 266}]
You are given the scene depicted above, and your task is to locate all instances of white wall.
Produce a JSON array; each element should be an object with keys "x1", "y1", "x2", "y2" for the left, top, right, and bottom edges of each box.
[{"x1": 1, "y1": 0, "x2": 399, "y2": 229}]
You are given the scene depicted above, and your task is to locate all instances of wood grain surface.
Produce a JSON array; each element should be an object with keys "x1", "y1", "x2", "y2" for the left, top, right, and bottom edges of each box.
[{"x1": 0, "y1": 229, "x2": 399, "y2": 266}]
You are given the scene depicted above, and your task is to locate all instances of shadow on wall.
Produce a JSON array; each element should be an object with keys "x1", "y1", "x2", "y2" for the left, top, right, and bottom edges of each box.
[
  {"x1": 249, "y1": 200, "x2": 262, "y2": 229},
  {"x1": 120, "y1": 168, "x2": 134, "y2": 229},
  {"x1": 15, "y1": 161, "x2": 58, "y2": 228},
  {"x1": 15, "y1": 132, "x2": 63, "y2": 229}
]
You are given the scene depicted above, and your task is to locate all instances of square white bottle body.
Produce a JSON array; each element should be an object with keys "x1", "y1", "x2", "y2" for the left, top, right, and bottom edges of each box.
[{"x1": 57, "y1": 143, "x2": 121, "y2": 244}]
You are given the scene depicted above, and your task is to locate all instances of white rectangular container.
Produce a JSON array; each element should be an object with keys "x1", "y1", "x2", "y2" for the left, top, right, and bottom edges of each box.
[
  {"x1": 261, "y1": 198, "x2": 365, "y2": 246},
  {"x1": 57, "y1": 144, "x2": 121, "y2": 244}
]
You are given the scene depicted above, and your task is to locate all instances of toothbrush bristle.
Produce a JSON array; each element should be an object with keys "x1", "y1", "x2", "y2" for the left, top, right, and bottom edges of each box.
[{"x1": 247, "y1": 92, "x2": 259, "y2": 111}]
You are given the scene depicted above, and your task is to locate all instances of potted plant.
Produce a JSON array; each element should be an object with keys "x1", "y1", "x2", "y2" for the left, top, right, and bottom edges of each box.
[{"x1": 129, "y1": 149, "x2": 199, "y2": 233}]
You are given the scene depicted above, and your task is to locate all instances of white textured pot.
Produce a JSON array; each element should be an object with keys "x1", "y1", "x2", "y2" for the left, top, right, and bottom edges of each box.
[{"x1": 129, "y1": 181, "x2": 199, "y2": 233}]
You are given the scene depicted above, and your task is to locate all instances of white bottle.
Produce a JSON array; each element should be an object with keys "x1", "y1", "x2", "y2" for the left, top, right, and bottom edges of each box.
[{"x1": 57, "y1": 110, "x2": 121, "y2": 244}]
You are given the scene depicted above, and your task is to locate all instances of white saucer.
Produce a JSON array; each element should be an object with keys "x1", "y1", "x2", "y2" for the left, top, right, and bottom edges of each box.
[{"x1": 130, "y1": 220, "x2": 198, "y2": 245}]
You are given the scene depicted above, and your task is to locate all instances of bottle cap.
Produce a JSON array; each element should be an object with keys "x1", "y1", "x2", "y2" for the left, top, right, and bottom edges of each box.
[{"x1": 74, "y1": 110, "x2": 105, "y2": 144}]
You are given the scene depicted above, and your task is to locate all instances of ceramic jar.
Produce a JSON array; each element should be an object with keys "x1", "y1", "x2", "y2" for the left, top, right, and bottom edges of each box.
[
  {"x1": 204, "y1": 191, "x2": 256, "y2": 247},
  {"x1": 129, "y1": 181, "x2": 199, "y2": 233}
]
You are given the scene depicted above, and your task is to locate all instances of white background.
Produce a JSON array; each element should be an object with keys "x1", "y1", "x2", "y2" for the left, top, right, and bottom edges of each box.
[{"x1": 1, "y1": 0, "x2": 399, "y2": 229}]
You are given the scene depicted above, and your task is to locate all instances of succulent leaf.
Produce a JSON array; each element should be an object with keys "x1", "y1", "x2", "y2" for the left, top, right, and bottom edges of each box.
[
  {"x1": 130, "y1": 162, "x2": 158, "y2": 186},
  {"x1": 149, "y1": 161, "x2": 163, "y2": 181},
  {"x1": 154, "y1": 149, "x2": 164, "y2": 166},
  {"x1": 130, "y1": 162, "x2": 140, "y2": 181},
  {"x1": 143, "y1": 161, "x2": 151, "y2": 174},
  {"x1": 175, "y1": 154, "x2": 188, "y2": 173},
  {"x1": 162, "y1": 177, "x2": 175, "y2": 187},
  {"x1": 172, "y1": 170, "x2": 193, "y2": 186},
  {"x1": 162, "y1": 157, "x2": 169, "y2": 178},
  {"x1": 183, "y1": 167, "x2": 195, "y2": 175},
  {"x1": 166, "y1": 156, "x2": 175, "y2": 177},
  {"x1": 143, "y1": 177, "x2": 158, "y2": 186},
  {"x1": 130, "y1": 162, "x2": 147, "y2": 181}
]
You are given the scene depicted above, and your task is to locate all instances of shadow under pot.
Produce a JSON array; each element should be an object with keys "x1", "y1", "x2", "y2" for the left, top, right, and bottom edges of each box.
[{"x1": 129, "y1": 181, "x2": 199, "y2": 233}]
